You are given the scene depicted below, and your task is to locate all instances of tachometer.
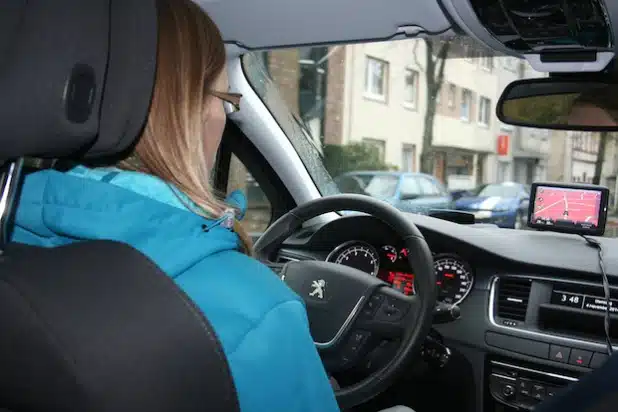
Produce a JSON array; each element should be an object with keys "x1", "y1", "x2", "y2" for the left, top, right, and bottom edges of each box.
[
  {"x1": 381, "y1": 245, "x2": 398, "y2": 263},
  {"x1": 433, "y1": 254, "x2": 474, "y2": 305},
  {"x1": 326, "y1": 241, "x2": 380, "y2": 276}
]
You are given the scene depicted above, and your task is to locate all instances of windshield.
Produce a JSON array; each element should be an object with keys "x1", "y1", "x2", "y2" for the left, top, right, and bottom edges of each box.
[
  {"x1": 362, "y1": 175, "x2": 399, "y2": 198},
  {"x1": 242, "y1": 38, "x2": 618, "y2": 237},
  {"x1": 477, "y1": 184, "x2": 521, "y2": 198}
]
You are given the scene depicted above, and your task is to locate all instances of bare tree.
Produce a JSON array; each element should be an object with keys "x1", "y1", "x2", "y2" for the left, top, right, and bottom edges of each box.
[
  {"x1": 593, "y1": 132, "x2": 613, "y2": 185},
  {"x1": 414, "y1": 39, "x2": 451, "y2": 174}
]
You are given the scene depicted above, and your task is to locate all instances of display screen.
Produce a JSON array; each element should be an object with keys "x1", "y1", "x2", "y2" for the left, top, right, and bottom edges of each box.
[
  {"x1": 551, "y1": 290, "x2": 618, "y2": 315},
  {"x1": 528, "y1": 183, "x2": 608, "y2": 235},
  {"x1": 378, "y1": 270, "x2": 415, "y2": 295}
]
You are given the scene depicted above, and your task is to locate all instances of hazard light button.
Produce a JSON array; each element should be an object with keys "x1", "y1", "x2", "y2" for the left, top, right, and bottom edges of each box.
[{"x1": 549, "y1": 345, "x2": 571, "y2": 363}]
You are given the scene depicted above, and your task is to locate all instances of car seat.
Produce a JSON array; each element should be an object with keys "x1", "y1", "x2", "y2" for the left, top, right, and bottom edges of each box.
[{"x1": 0, "y1": 1, "x2": 240, "y2": 411}]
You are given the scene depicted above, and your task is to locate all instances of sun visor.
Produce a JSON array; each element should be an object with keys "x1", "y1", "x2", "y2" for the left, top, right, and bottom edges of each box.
[{"x1": 0, "y1": 0, "x2": 157, "y2": 160}]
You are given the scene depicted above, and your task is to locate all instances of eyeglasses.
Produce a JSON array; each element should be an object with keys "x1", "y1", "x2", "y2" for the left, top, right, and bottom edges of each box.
[{"x1": 210, "y1": 90, "x2": 242, "y2": 114}]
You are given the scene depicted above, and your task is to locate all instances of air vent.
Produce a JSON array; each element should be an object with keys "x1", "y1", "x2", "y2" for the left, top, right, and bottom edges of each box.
[
  {"x1": 496, "y1": 277, "x2": 532, "y2": 321},
  {"x1": 276, "y1": 255, "x2": 299, "y2": 264}
]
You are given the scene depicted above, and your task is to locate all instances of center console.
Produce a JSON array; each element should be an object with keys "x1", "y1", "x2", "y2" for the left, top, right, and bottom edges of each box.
[
  {"x1": 484, "y1": 274, "x2": 616, "y2": 410},
  {"x1": 489, "y1": 360, "x2": 578, "y2": 410}
]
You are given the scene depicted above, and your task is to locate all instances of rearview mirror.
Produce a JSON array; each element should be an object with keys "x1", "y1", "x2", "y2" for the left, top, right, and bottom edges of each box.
[{"x1": 497, "y1": 78, "x2": 618, "y2": 131}]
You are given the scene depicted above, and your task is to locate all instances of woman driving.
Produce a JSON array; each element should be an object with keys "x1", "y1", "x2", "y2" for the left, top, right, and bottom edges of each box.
[{"x1": 10, "y1": 0, "x2": 413, "y2": 411}]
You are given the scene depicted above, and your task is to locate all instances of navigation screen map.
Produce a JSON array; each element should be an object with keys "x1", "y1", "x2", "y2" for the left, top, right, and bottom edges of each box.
[{"x1": 531, "y1": 185, "x2": 603, "y2": 230}]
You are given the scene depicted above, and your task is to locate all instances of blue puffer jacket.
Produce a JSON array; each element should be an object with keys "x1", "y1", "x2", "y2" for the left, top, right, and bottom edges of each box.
[{"x1": 11, "y1": 165, "x2": 340, "y2": 412}]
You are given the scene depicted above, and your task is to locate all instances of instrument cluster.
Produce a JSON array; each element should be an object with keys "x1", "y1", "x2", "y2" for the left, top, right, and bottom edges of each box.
[{"x1": 325, "y1": 240, "x2": 474, "y2": 305}]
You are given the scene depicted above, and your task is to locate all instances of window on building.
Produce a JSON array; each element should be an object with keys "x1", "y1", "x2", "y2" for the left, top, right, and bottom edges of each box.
[
  {"x1": 447, "y1": 84, "x2": 456, "y2": 108},
  {"x1": 298, "y1": 47, "x2": 329, "y2": 140},
  {"x1": 364, "y1": 56, "x2": 389, "y2": 100},
  {"x1": 401, "y1": 144, "x2": 416, "y2": 172},
  {"x1": 362, "y1": 137, "x2": 386, "y2": 161},
  {"x1": 480, "y1": 52, "x2": 494, "y2": 71},
  {"x1": 478, "y1": 96, "x2": 491, "y2": 126},
  {"x1": 403, "y1": 69, "x2": 419, "y2": 108},
  {"x1": 461, "y1": 89, "x2": 472, "y2": 121},
  {"x1": 464, "y1": 44, "x2": 477, "y2": 61}
]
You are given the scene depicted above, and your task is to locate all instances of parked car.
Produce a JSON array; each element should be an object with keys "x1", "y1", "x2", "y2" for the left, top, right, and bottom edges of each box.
[
  {"x1": 334, "y1": 171, "x2": 453, "y2": 214},
  {"x1": 454, "y1": 181, "x2": 530, "y2": 229},
  {"x1": 449, "y1": 184, "x2": 488, "y2": 202}
]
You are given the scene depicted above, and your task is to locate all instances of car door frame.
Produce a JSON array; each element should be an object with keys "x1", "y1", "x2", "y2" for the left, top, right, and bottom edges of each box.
[{"x1": 213, "y1": 121, "x2": 297, "y2": 241}]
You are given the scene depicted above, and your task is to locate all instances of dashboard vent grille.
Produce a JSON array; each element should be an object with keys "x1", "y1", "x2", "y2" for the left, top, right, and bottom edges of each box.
[
  {"x1": 276, "y1": 255, "x2": 299, "y2": 264},
  {"x1": 496, "y1": 277, "x2": 532, "y2": 321}
]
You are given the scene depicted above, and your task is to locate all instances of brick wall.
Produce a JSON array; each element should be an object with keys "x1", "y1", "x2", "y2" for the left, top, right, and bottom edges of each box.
[
  {"x1": 268, "y1": 49, "x2": 300, "y2": 116},
  {"x1": 267, "y1": 47, "x2": 346, "y2": 145},
  {"x1": 323, "y1": 47, "x2": 346, "y2": 145}
]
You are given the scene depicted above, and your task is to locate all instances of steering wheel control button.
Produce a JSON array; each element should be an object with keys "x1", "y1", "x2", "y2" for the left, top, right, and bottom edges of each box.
[
  {"x1": 590, "y1": 352, "x2": 610, "y2": 368},
  {"x1": 361, "y1": 294, "x2": 385, "y2": 319},
  {"x1": 340, "y1": 330, "x2": 370, "y2": 367},
  {"x1": 568, "y1": 349, "x2": 592, "y2": 367},
  {"x1": 549, "y1": 345, "x2": 571, "y2": 363},
  {"x1": 374, "y1": 297, "x2": 410, "y2": 323}
]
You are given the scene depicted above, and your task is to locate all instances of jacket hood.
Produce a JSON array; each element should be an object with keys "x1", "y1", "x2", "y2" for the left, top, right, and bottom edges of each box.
[{"x1": 11, "y1": 166, "x2": 245, "y2": 278}]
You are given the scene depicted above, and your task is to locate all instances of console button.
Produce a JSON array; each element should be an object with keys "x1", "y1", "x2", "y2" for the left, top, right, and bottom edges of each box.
[
  {"x1": 502, "y1": 384, "x2": 515, "y2": 399},
  {"x1": 549, "y1": 345, "x2": 571, "y2": 363},
  {"x1": 568, "y1": 349, "x2": 593, "y2": 367},
  {"x1": 518, "y1": 379, "x2": 531, "y2": 397},
  {"x1": 590, "y1": 352, "x2": 610, "y2": 369},
  {"x1": 531, "y1": 383, "x2": 546, "y2": 401},
  {"x1": 546, "y1": 387, "x2": 559, "y2": 397}
]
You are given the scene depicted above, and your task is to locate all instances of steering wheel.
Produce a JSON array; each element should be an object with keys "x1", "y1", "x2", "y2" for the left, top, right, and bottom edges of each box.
[{"x1": 254, "y1": 194, "x2": 436, "y2": 409}]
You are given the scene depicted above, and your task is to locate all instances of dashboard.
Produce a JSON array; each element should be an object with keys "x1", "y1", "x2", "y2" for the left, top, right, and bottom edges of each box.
[
  {"x1": 324, "y1": 240, "x2": 474, "y2": 305},
  {"x1": 275, "y1": 212, "x2": 618, "y2": 412}
]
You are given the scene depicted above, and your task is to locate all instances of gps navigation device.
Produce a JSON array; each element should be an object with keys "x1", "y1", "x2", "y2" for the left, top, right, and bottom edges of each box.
[{"x1": 528, "y1": 182, "x2": 609, "y2": 236}]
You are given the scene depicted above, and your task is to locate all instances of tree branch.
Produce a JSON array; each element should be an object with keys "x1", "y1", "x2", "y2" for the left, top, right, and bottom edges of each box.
[{"x1": 412, "y1": 40, "x2": 425, "y2": 71}]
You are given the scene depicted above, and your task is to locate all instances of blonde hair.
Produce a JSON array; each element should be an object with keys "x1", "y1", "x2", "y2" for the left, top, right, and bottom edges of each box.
[{"x1": 118, "y1": 0, "x2": 253, "y2": 254}]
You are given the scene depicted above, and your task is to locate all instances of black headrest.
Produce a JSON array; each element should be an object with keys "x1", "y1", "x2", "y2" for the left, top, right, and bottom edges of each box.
[{"x1": 0, "y1": 0, "x2": 157, "y2": 160}]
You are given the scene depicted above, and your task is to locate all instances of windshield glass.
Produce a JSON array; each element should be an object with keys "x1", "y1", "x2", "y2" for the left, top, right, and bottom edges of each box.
[
  {"x1": 362, "y1": 175, "x2": 399, "y2": 198},
  {"x1": 478, "y1": 184, "x2": 520, "y2": 198},
  {"x1": 242, "y1": 38, "x2": 618, "y2": 236}
]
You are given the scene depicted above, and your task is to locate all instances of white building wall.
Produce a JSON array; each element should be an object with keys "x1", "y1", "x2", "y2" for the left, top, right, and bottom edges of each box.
[{"x1": 341, "y1": 38, "x2": 550, "y2": 184}]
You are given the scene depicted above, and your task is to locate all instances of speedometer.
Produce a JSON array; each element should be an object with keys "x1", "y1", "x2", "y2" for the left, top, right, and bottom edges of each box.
[
  {"x1": 433, "y1": 254, "x2": 474, "y2": 305},
  {"x1": 326, "y1": 240, "x2": 380, "y2": 276}
]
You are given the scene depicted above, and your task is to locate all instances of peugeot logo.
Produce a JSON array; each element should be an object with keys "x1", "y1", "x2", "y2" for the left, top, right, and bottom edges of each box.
[{"x1": 309, "y1": 279, "x2": 326, "y2": 299}]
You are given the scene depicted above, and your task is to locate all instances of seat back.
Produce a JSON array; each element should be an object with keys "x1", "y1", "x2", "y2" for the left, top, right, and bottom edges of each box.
[
  {"x1": 0, "y1": 1, "x2": 240, "y2": 410},
  {"x1": 0, "y1": 241, "x2": 240, "y2": 412}
]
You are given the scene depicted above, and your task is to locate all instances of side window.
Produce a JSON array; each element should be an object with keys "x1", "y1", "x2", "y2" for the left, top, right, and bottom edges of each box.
[
  {"x1": 226, "y1": 154, "x2": 272, "y2": 233},
  {"x1": 418, "y1": 177, "x2": 441, "y2": 196},
  {"x1": 399, "y1": 176, "x2": 422, "y2": 198}
]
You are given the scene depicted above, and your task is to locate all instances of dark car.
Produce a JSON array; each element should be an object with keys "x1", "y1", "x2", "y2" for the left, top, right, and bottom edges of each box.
[{"x1": 454, "y1": 182, "x2": 530, "y2": 229}]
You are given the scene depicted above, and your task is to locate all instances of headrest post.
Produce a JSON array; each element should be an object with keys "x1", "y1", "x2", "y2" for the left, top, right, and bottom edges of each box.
[{"x1": 0, "y1": 158, "x2": 24, "y2": 253}]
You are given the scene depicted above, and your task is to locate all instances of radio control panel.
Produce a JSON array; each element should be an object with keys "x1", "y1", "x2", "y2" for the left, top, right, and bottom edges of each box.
[{"x1": 488, "y1": 360, "x2": 579, "y2": 410}]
